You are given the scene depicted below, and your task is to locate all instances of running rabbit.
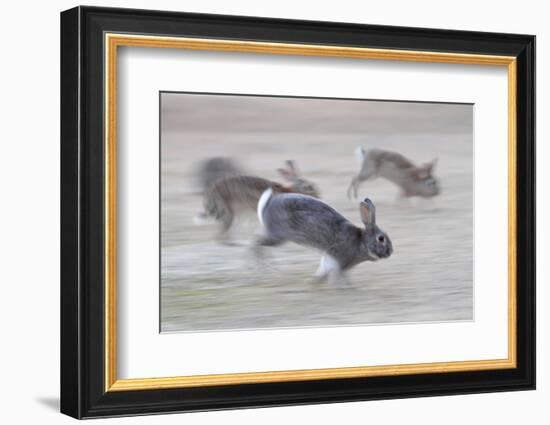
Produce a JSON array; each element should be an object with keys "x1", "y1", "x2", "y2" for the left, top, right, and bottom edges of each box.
[
  {"x1": 198, "y1": 160, "x2": 319, "y2": 242},
  {"x1": 196, "y1": 156, "x2": 245, "y2": 193},
  {"x1": 256, "y1": 190, "x2": 393, "y2": 286},
  {"x1": 347, "y1": 147, "x2": 439, "y2": 199}
]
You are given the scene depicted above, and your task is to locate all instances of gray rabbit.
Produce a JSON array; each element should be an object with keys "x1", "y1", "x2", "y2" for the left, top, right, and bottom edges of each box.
[
  {"x1": 348, "y1": 147, "x2": 439, "y2": 199},
  {"x1": 256, "y1": 189, "x2": 393, "y2": 286}
]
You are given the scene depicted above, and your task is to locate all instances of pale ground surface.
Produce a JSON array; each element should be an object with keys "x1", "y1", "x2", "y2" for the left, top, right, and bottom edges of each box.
[{"x1": 160, "y1": 93, "x2": 473, "y2": 332}]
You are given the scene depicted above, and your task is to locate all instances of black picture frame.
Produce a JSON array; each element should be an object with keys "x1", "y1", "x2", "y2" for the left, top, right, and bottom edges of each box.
[{"x1": 60, "y1": 5, "x2": 535, "y2": 419}]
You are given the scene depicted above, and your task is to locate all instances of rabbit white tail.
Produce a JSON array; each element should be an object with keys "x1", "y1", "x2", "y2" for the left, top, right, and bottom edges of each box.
[
  {"x1": 257, "y1": 187, "x2": 273, "y2": 226},
  {"x1": 355, "y1": 146, "x2": 367, "y2": 162}
]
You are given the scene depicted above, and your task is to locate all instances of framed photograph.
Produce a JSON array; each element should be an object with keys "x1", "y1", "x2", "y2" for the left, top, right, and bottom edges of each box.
[{"x1": 60, "y1": 6, "x2": 535, "y2": 419}]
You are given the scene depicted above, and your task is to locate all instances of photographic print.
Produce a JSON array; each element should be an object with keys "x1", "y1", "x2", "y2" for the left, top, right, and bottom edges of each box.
[
  {"x1": 160, "y1": 92, "x2": 473, "y2": 333},
  {"x1": 61, "y1": 8, "x2": 535, "y2": 417}
]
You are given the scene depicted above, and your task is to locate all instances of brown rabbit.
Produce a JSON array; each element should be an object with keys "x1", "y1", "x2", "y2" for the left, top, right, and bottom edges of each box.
[
  {"x1": 347, "y1": 147, "x2": 439, "y2": 199},
  {"x1": 195, "y1": 156, "x2": 245, "y2": 193},
  {"x1": 197, "y1": 160, "x2": 320, "y2": 243}
]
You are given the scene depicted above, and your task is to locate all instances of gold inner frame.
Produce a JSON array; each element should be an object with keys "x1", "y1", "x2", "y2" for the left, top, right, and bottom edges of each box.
[{"x1": 104, "y1": 33, "x2": 517, "y2": 392}]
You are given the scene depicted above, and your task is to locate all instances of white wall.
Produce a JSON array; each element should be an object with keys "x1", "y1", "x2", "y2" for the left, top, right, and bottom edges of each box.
[{"x1": 0, "y1": 1, "x2": 545, "y2": 423}]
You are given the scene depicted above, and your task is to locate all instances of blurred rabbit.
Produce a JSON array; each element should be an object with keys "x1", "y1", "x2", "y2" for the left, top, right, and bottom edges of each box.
[
  {"x1": 256, "y1": 190, "x2": 392, "y2": 286},
  {"x1": 347, "y1": 147, "x2": 439, "y2": 199},
  {"x1": 196, "y1": 157, "x2": 245, "y2": 193},
  {"x1": 197, "y1": 160, "x2": 320, "y2": 243}
]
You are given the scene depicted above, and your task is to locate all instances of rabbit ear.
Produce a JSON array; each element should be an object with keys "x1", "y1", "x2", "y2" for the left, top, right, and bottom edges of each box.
[
  {"x1": 408, "y1": 167, "x2": 428, "y2": 181},
  {"x1": 285, "y1": 160, "x2": 300, "y2": 177},
  {"x1": 421, "y1": 158, "x2": 437, "y2": 174},
  {"x1": 359, "y1": 198, "x2": 376, "y2": 226},
  {"x1": 277, "y1": 168, "x2": 295, "y2": 182},
  {"x1": 278, "y1": 160, "x2": 300, "y2": 181}
]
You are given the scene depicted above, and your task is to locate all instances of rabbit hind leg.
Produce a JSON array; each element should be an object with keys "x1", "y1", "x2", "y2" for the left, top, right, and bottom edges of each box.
[
  {"x1": 216, "y1": 208, "x2": 236, "y2": 245},
  {"x1": 348, "y1": 162, "x2": 377, "y2": 199},
  {"x1": 251, "y1": 234, "x2": 284, "y2": 262},
  {"x1": 347, "y1": 176, "x2": 360, "y2": 199}
]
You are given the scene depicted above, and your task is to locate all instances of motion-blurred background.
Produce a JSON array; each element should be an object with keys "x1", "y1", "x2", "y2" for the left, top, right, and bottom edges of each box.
[{"x1": 160, "y1": 92, "x2": 473, "y2": 332}]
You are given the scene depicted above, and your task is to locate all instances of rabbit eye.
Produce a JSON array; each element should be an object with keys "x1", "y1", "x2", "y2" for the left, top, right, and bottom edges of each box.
[{"x1": 377, "y1": 235, "x2": 385, "y2": 243}]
